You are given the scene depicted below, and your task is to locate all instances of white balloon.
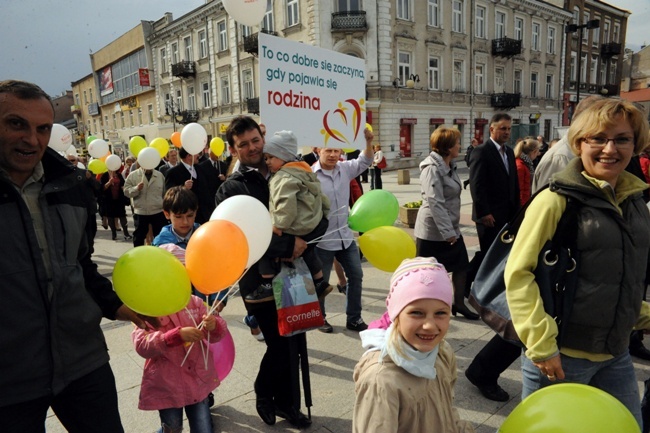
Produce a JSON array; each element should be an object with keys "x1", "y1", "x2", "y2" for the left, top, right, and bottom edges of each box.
[
  {"x1": 88, "y1": 139, "x2": 110, "y2": 159},
  {"x1": 76, "y1": 162, "x2": 86, "y2": 169},
  {"x1": 65, "y1": 144, "x2": 78, "y2": 157},
  {"x1": 222, "y1": 0, "x2": 267, "y2": 27},
  {"x1": 180, "y1": 123, "x2": 208, "y2": 155},
  {"x1": 48, "y1": 124, "x2": 72, "y2": 152},
  {"x1": 211, "y1": 195, "x2": 272, "y2": 268},
  {"x1": 137, "y1": 147, "x2": 161, "y2": 170},
  {"x1": 105, "y1": 154, "x2": 123, "y2": 171}
]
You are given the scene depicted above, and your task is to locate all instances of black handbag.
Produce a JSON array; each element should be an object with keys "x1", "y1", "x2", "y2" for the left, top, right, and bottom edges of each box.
[{"x1": 468, "y1": 190, "x2": 580, "y2": 347}]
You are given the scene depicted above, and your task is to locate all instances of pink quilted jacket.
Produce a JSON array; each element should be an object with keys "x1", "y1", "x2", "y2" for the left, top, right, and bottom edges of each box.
[{"x1": 132, "y1": 295, "x2": 227, "y2": 410}]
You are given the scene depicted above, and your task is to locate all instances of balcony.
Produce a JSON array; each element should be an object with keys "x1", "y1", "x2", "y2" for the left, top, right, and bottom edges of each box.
[
  {"x1": 178, "y1": 110, "x2": 199, "y2": 124},
  {"x1": 331, "y1": 11, "x2": 367, "y2": 32},
  {"x1": 491, "y1": 93, "x2": 521, "y2": 110},
  {"x1": 71, "y1": 104, "x2": 81, "y2": 114},
  {"x1": 491, "y1": 38, "x2": 522, "y2": 58},
  {"x1": 171, "y1": 61, "x2": 196, "y2": 78},
  {"x1": 600, "y1": 42, "x2": 622, "y2": 58},
  {"x1": 244, "y1": 30, "x2": 279, "y2": 56},
  {"x1": 247, "y1": 97, "x2": 260, "y2": 115}
]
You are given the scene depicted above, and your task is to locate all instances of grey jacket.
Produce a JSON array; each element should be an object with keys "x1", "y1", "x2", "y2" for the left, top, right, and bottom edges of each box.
[
  {"x1": 0, "y1": 149, "x2": 122, "y2": 406},
  {"x1": 414, "y1": 151, "x2": 462, "y2": 241},
  {"x1": 532, "y1": 135, "x2": 573, "y2": 193}
]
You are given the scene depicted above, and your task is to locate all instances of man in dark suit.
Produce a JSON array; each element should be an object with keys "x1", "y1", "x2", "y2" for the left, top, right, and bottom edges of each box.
[
  {"x1": 465, "y1": 112, "x2": 522, "y2": 402},
  {"x1": 301, "y1": 147, "x2": 319, "y2": 166},
  {"x1": 164, "y1": 147, "x2": 213, "y2": 224},
  {"x1": 198, "y1": 150, "x2": 228, "y2": 219}
]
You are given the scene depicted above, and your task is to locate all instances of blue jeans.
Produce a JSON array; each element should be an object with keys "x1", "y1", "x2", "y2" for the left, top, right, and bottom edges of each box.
[
  {"x1": 158, "y1": 397, "x2": 213, "y2": 433},
  {"x1": 316, "y1": 243, "x2": 364, "y2": 323},
  {"x1": 521, "y1": 351, "x2": 642, "y2": 428}
]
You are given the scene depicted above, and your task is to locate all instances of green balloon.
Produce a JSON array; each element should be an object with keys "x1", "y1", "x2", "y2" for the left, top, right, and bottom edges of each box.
[
  {"x1": 129, "y1": 136, "x2": 147, "y2": 157},
  {"x1": 348, "y1": 189, "x2": 399, "y2": 232},
  {"x1": 87, "y1": 159, "x2": 107, "y2": 175},
  {"x1": 113, "y1": 246, "x2": 191, "y2": 317},
  {"x1": 85, "y1": 135, "x2": 98, "y2": 145},
  {"x1": 499, "y1": 383, "x2": 640, "y2": 433}
]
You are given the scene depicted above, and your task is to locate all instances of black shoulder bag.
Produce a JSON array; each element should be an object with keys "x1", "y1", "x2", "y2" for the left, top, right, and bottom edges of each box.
[{"x1": 468, "y1": 190, "x2": 580, "y2": 347}]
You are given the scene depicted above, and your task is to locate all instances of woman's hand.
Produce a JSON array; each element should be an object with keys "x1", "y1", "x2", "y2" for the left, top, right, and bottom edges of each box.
[
  {"x1": 533, "y1": 355, "x2": 565, "y2": 381},
  {"x1": 203, "y1": 314, "x2": 216, "y2": 332}
]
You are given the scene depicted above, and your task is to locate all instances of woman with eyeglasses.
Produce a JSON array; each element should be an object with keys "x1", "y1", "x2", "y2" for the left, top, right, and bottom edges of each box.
[{"x1": 504, "y1": 98, "x2": 650, "y2": 428}]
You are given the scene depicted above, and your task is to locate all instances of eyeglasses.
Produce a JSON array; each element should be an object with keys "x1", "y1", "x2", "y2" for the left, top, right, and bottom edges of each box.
[{"x1": 582, "y1": 136, "x2": 635, "y2": 148}]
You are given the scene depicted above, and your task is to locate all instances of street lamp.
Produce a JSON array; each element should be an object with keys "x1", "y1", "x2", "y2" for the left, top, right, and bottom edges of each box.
[
  {"x1": 565, "y1": 19, "x2": 600, "y2": 107},
  {"x1": 164, "y1": 99, "x2": 184, "y2": 132},
  {"x1": 406, "y1": 74, "x2": 420, "y2": 89}
]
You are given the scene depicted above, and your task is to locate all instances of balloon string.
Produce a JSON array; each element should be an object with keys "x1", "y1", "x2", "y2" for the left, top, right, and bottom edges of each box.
[{"x1": 306, "y1": 226, "x2": 347, "y2": 244}]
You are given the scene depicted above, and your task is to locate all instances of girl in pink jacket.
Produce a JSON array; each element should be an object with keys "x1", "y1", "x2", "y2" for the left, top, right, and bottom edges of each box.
[{"x1": 132, "y1": 295, "x2": 228, "y2": 433}]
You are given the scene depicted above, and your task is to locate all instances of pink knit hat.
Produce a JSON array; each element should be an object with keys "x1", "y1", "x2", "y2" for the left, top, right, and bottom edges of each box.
[{"x1": 386, "y1": 257, "x2": 453, "y2": 320}]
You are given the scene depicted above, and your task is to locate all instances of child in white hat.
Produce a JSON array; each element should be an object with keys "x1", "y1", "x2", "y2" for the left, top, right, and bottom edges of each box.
[
  {"x1": 353, "y1": 257, "x2": 475, "y2": 433},
  {"x1": 245, "y1": 130, "x2": 333, "y2": 303}
]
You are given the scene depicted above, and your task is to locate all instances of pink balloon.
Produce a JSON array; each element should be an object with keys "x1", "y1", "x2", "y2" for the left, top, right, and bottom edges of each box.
[{"x1": 210, "y1": 328, "x2": 235, "y2": 381}]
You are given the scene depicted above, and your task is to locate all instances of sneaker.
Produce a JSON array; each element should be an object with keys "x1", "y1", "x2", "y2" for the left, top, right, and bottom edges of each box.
[
  {"x1": 208, "y1": 392, "x2": 215, "y2": 407},
  {"x1": 337, "y1": 283, "x2": 347, "y2": 295},
  {"x1": 346, "y1": 318, "x2": 368, "y2": 332},
  {"x1": 318, "y1": 319, "x2": 333, "y2": 333},
  {"x1": 315, "y1": 280, "x2": 333, "y2": 301},
  {"x1": 243, "y1": 317, "x2": 265, "y2": 341},
  {"x1": 244, "y1": 283, "x2": 274, "y2": 303}
]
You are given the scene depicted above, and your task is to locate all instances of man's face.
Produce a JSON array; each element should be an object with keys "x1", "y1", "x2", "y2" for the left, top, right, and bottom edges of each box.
[
  {"x1": 489, "y1": 119, "x2": 512, "y2": 145},
  {"x1": 229, "y1": 128, "x2": 265, "y2": 168},
  {"x1": 0, "y1": 93, "x2": 54, "y2": 186},
  {"x1": 318, "y1": 147, "x2": 342, "y2": 170},
  {"x1": 168, "y1": 150, "x2": 178, "y2": 164}
]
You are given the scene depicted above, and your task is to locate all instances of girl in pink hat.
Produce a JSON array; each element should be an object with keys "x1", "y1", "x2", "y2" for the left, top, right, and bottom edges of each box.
[{"x1": 352, "y1": 257, "x2": 474, "y2": 433}]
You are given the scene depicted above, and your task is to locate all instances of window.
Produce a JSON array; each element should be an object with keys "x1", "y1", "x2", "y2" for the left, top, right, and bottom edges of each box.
[
  {"x1": 202, "y1": 82, "x2": 210, "y2": 108},
  {"x1": 530, "y1": 72, "x2": 538, "y2": 98},
  {"x1": 338, "y1": 0, "x2": 360, "y2": 11},
  {"x1": 160, "y1": 47, "x2": 167, "y2": 73},
  {"x1": 112, "y1": 113, "x2": 117, "y2": 129},
  {"x1": 171, "y1": 43, "x2": 179, "y2": 64},
  {"x1": 600, "y1": 63, "x2": 606, "y2": 85},
  {"x1": 545, "y1": 74, "x2": 553, "y2": 99},
  {"x1": 495, "y1": 67, "x2": 505, "y2": 93},
  {"x1": 243, "y1": 70, "x2": 254, "y2": 99},
  {"x1": 610, "y1": 63, "x2": 617, "y2": 83},
  {"x1": 570, "y1": 52, "x2": 577, "y2": 81},
  {"x1": 452, "y1": 0, "x2": 463, "y2": 33},
  {"x1": 475, "y1": 63, "x2": 485, "y2": 94},
  {"x1": 582, "y1": 12, "x2": 589, "y2": 42},
  {"x1": 603, "y1": 21, "x2": 610, "y2": 43},
  {"x1": 89, "y1": 89, "x2": 93, "y2": 103},
  {"x1": 573, "y1": 7, "x2": 580, "y2": 26},
  {"x1": 262, "y1": 0, "x2": 274, "y2": 32},
  {"x1": 428, "y1": 0, "x2": 439, "y2": 27},
  {"x1": 428, "y1": 56, "x2": 440, "y2": 90},
  {"x1": 241, "y1": 25, "x2": 252, "y2": 41},
  {"x1": 138, "y1": 108, "x2": 143, "y2": 126},
  {"x1": 398, "y1": 50, "x2": 411, "y2": 86},
  {"x1": 286, "y1": 0, "x2": 299, "y2": 27},
  {"x1": 590, "y1": 56, "x2": 598, "y2": 84},
  {"x1": 581, "y1": 53, "x2": 587, "y2": 82},
  {"x1": 453, "y1": 60, "x2": 464, "y2": 92},
  {"x1": 184, "y1": 36, "x2": 192, "y2": 61},
  {"x1": 199, "y1": 30, "x2": 207, "y2": 59},
  {"x1": 613, "y1": 23, "x2": 620, "y2": 43},
  {"x1": 397, "y1": 0, "x2": 411, "y2": 21},
  {"x1": 74, "y1": 93, "x2": 80, "y2": 106},
  {"x1": 495, "y1": 11, "x2": 506, "y2": 39},
  {"x1": 547, "y1": 27, "x2": 556, "y2": 54},
  {"x1": 218, "y1": 21, "x2": 227, "y2": 51},
  {"x1": 515, "y1": 17, "x2": 524, "y2": 42},
  {"x1": 475, "y1": 6, "x2": 486, "y2": 39},
  {"x1": 532, "y1": 22, "x2": 540, "y2": 51},
  {"x1": 83, "y1": 90, "x2": 87, "y2": 104},
  {"x1": 176, "y1": 89, "x2": 182, "y2": 110},
  {"x1": 186, "y1": 86, "x2": 195, "y2": 110},
  {"x1": 148, "y1": 104, "x2": 154, "y2": 124},
  {"x1": 221, "y1": 76, "x2": 230, "y2": 104},
  {"x1": 104, "y1": 115, "x2": 108, "y2": 130},
  {"x1": 592, "y1": 22, "x2": 600, "y2": 47},
  {"x1": 514, "y1": 69, "x2": 522, "y2": 94},
  {"x1": 129, "y1": 110, "x2": 134, "y2": 127},
  {"x1": 120, "y1": 112, "x2": 125, "y2": 129}
]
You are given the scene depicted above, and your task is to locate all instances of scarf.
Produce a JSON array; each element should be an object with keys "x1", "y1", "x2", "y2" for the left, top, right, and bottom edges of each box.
[{"x1": 520, "y1": 153, "x2": 535, "y2": 178}]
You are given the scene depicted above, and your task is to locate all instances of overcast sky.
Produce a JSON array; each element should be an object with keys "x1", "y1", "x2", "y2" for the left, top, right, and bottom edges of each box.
[{"x1": 0, "y1": 0, "x2": 647, "y2": 97}]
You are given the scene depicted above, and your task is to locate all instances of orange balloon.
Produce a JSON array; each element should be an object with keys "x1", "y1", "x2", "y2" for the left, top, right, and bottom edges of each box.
[
  {"x1": 185, "y1": 220, "x2": 249, "y2": 294},
  {"x1": 171, "y1": 131, "x2": 182, "y2": 148}
]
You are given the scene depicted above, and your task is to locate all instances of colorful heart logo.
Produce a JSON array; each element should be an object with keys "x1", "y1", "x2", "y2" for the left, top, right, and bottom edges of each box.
[{"x1": 320, "y1": 98, "x2": 366, "y2": 147}]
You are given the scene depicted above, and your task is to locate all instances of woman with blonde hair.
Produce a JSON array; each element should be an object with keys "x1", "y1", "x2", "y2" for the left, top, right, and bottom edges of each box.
[
  {"x1": 414, "y1": 127, "x2": 478, "y2": 320},
  {"x1": 514, "y1": 137, "x2": 541, "y2": 204}
]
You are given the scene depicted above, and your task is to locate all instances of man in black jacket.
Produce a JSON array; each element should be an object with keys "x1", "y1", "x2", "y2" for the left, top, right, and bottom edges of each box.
[
  {"x1": 215, "y1": 116, "x2": 311, "y2": 429},
  {"x1": 0, "y1": 80, "x2": 154, "y2": 432}
]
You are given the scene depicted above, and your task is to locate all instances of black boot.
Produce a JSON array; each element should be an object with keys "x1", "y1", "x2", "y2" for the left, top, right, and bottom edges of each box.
[{"x1": 630, "y1": 330, "x2": 650, "y2": 361}]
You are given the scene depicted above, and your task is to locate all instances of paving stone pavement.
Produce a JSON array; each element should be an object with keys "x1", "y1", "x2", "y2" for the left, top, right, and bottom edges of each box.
[{"x1": 45, "y1": 164, "x2": 650, "y2": 433}]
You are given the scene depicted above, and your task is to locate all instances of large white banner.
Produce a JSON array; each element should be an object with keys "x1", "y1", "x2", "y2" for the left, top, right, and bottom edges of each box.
[{"x1": 259, "y1": 33, "x2": 367, "y2": 150}]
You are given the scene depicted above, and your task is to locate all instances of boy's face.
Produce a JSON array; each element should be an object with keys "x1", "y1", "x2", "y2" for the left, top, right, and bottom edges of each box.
[
  {"x1": 163, "y1": 209, "x2": 197, "y2": 237},
  {"x1": 264, "y1": 153, "x2": 285, "y2": 174}
]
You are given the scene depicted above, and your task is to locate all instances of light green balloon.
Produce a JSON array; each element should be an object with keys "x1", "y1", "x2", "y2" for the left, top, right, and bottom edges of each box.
[
  {"x1": 85, "y1": 135, "x2": 98, "y2": 145},
  {"x1": 87, "y1": 159, "x2": 107, "y2": 175},
  {"x1": 129, "y1": 136, "x2": 147, "y2": 157},
  {"x1": 348, "y1": 189, "x2": 399, "y2": 232},
  {"x1": 113, "y1": 246, "x2": 191, "y2": 317}
]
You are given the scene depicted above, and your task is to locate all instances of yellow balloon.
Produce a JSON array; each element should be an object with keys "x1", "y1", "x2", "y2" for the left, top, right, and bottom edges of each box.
[
  {"x1": 358, "y1": 226, "x2": 416, "y2": 272},
  {"x1": 113, "y1": 246, "x2": 191, "y2": 317},
  {"x1": 150, "y1": 137, "x2": 170, "y2": 158},
  {"x1": 129, "y1": 136, "x2": 147, "y2": 157},
  {"x1": 209, "y1": 137, "x2": 225, "y2": 157},
  {"x1": 88, "y1": 159, "x2": 107, "y2": 175},
  {"x1": 365, "y1": 122, "x2": 373, "y2": 133}
]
